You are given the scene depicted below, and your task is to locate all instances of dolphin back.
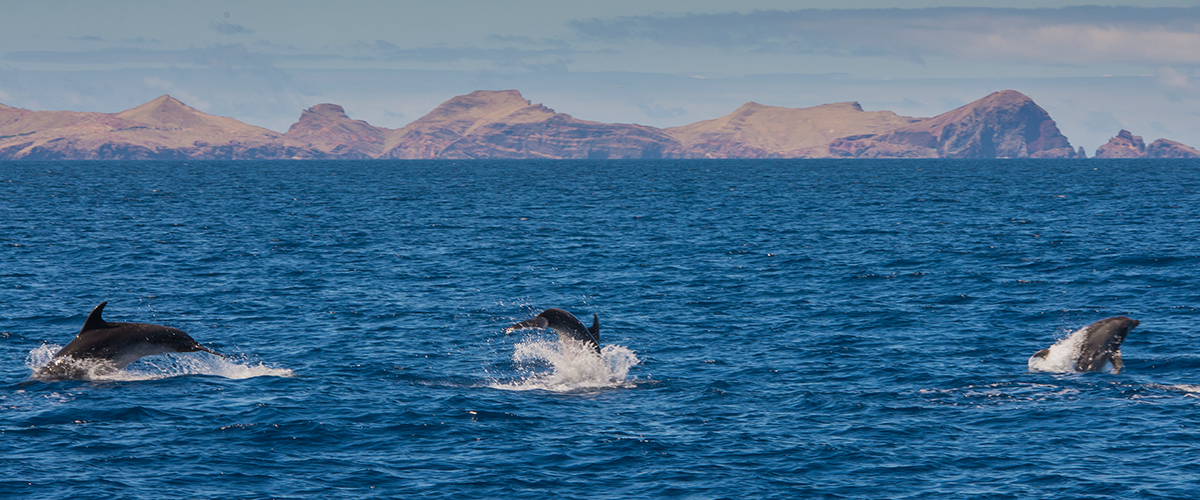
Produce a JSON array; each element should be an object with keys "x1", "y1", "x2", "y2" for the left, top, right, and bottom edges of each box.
[
  {"x1": 1075, "y1": 316, "x2": 1138, "y2": 372},
  {"x1": 506, "y1": 316, "x2": 550, "y2": 332},
  {"x1": 40, "y1": 302, "x2": 224, "y2": 379},
  {"x1": 506, "y1": 308, "x2": 601, "y2": 353}
]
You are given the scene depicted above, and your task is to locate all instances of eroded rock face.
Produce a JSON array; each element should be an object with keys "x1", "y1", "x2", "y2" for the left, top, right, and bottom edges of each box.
[
  {"x1": 380, "y1": 90, "x2": 688, "y2": 159},
  {"x1": 831, "y1": 90, "x2": 1078, "y2": 159},
  {"x1": 282, "y1": 104, "x2": 389, "y2": 159},
  {"x1": 1094, "y1": 130, "x2": 1146, "y2": 158}
]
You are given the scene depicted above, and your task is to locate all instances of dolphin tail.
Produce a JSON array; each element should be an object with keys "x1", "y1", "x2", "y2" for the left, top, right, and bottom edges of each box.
[{"x1": 505, "y1": 316, "x2": 549, "y2": 333}]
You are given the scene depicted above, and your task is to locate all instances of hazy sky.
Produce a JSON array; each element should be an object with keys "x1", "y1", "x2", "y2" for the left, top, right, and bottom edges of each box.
[{"x1": 3, "y1": 0, "x2": 1199, "y2": 151}]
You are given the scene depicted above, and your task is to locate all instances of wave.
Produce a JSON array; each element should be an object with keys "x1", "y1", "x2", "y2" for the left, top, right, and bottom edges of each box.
[
  {"x1": 1148, "y1": 384, "x2": 1200, "y2": 395},
  {"x1": 488, "y1": 339, "x2": 641, "y2": 393},
  {"x1": 25, "y1": 344, "x2": 293, "y2": 381}
]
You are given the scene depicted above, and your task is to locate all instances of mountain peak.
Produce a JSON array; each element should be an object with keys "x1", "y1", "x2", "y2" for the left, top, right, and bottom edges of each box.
[
  {"x1": 832, "y1": 89, "x2": 1077, "y2": 158},
  {"x1": 283, "y1": 103, "x2": 388, "y2": 158},
  {"x1": 433, "y1": 90, "x2": 536, "y2": 119},
  {"x1": 305, "y1": 103, "x2": 348, "y2": 117},
  {"x1": 115, "y1": 95, "x2": 214, "y2": 128},
  {"x1": 398, "y1": 88, "x2": 550, "y2": 140},
  {"x1": 983, "y1": 89, "x2": 1032, "y2": 104}
]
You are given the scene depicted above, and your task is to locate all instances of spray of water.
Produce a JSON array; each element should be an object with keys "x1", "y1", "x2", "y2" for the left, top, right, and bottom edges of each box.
[
  {"x1": 1027, "y1": 325, "x2": 1115, "y2": 373},
  {"x1": 489, "y1": 338, "x2": 641, "y2": 392},
  {"x1": 26, "y1": 344, "x2": 293, "y2": 381}
]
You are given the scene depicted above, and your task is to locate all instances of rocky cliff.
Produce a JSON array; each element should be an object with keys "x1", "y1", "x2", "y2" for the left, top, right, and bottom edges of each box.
[
  {"x1": 663, "y1": 101, "x2": 920, "y2": 158},
  {"x1": 380, "y1": 90, "x2": 687, "y2": 159},
  {"x1": 828, "y1": 90, "x2": 1079, "y2": 159},
  {"x1": 1094, "y1": 130, "x2": 1200, "y2": 159}
]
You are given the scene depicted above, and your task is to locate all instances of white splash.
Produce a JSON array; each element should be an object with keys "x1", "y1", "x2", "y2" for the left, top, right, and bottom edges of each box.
[
  {"x1": 489, "y1": 339, "x2": 641, "y2": 392},
  {"x1": 26, "y1": 344, "x2": 293, "y2": 381},
  {"x1": 1027, "y1": 325, "x2": 1115, "y2": 373}
]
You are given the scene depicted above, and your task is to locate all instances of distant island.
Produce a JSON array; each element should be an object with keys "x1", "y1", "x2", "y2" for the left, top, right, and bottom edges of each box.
[{"x1": 0, "y1": 89, "x2": 1197, "y2": 160}]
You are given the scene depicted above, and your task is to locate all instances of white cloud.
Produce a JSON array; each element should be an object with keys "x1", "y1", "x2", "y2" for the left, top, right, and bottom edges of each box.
[
  {"x1": 210, "y1": 21, "x2": 255, "y2": 36},
  {"x1": 571, "y1": 7, "x2": 1200, "y2": 66},
  {"x1": 1157, "y1": 66, "x2": 1192, "y2": 90},
  {"x1": 1157, "y1": 66, "x2": 1198, "y2": 101}
]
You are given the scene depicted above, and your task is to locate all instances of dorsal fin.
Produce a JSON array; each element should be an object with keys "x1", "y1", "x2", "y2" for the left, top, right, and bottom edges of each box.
[
  {"x1": 80, "y1": 301, "x2": 109, "y2": 334},
  {"x1": 588, "y1": 313, "x2": 600, "y2": 343}
]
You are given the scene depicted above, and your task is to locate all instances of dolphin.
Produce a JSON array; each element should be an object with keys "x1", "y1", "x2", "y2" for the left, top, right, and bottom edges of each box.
[
  {"x1": 33, "y1": 301, "x2": 224, "y2": 380},
  {"x1": 1029, "y1": 316, "x2": 1139, "y2": 373},
  {"x1": 505, "y1": 308, "x2": 600, "y2": 354}
]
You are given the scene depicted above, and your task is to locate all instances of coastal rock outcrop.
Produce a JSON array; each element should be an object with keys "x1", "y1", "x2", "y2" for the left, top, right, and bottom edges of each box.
[
  {"x1": 380, "y1": 90, "x2": 687, "y2": 159},
  {"x1": 663, "y1": 101, "x2": 920, "y2": 158},
  {"x1": 829, "y1": 90, "x2": 1079, "y2": 159},
  {"x1": 1094, "y1": 130, "x2": 1200, "y2": 158},
  {"x1": 1094, "y1": 130, "x2": 1145, "y2": 158}
]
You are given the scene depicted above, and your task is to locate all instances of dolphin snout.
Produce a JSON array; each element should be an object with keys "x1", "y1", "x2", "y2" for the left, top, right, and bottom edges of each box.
[{"x1": 196, "y1": 344, "x2": 226, "y2": 358}]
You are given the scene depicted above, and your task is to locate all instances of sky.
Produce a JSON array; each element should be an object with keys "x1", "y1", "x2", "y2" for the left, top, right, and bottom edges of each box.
[{"x1": 2, "y1": 0, "x2": 1200, "y2": 151}]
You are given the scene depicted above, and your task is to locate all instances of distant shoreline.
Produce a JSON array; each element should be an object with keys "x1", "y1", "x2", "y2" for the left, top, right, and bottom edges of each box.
[{"x1": 1, "y1": 90, "x2": 1196, "y2": 161}]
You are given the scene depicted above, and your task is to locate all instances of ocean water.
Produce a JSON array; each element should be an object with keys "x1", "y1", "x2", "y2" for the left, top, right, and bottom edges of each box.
[{"x1": 2, "y1": 159, "x2": 1200, "y2": 499}]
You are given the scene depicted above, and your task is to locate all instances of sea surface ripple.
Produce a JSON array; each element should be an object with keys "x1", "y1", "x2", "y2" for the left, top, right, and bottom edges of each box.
[{"x1": 2, "y1": 159, "x2": 1200, "y2": 499}]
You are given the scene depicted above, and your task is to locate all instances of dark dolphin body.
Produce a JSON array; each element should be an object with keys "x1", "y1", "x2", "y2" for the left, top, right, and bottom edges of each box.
[
  {"x1": 505, "y1": 308, "x2": 600, "y2": 354},
  {"x1": 1030, "y1": 316, "x2": 1139, "y2": 373},
  {"x1": 33, "y1": 301, "x2": 224, "y2": 380}
]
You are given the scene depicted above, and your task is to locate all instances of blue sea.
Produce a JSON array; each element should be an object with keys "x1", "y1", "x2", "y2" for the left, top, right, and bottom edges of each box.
[{"x1": 2, "y1": 159, "x2": 1200, "y2": 499}]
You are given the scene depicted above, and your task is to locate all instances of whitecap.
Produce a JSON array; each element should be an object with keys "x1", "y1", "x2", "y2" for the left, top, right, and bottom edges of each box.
[{"x1": 1148, "y1": 384, "x2": 1200, "y2": 396}]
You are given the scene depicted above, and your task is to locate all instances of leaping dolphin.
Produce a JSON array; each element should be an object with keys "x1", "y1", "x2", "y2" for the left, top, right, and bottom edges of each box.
[
  {"x1": 1029, "y1": 316, "x2": 1139, "y2": 373},
  {"x1": 33, "y1": 301, "x2": 225, "y2": 380},
  {"x1": 506, "y1": 308, "x2": 600, "y2": 354}
]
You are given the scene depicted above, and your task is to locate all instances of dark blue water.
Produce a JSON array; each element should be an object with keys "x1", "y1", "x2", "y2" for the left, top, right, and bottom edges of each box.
[{"x1": 3, "y1": 159, "x2": 1200, "y2": 499}]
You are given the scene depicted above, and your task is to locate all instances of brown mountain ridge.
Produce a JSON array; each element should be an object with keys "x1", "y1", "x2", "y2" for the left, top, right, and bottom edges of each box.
[{"x1": 0, "y1": 89, "x2": 1184, "y2": 160}]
